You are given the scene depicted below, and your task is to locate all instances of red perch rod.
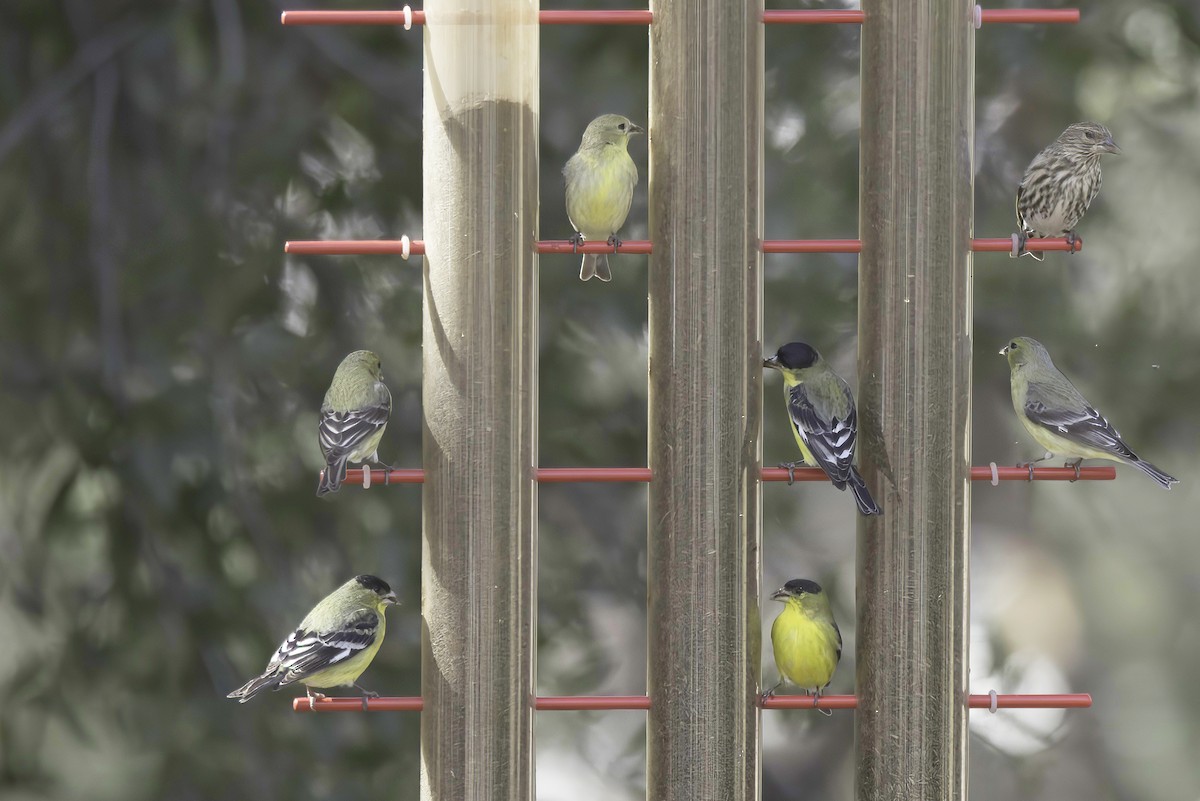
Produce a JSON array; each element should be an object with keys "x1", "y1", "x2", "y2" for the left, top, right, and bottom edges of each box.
[
  {"x1": 281, "y1": 8, "x2": 1079, "y2": 26},
  {"x1": 332, "y1": 465, "x2": 1114, "y2": 487},
  {"x1": 294, "y1": 693, "x2": 1091, "y2": 712},
  {"x1": 285, "y1": 237, "x2": 1081, "y2": 256},
  {"x1": 281, "y1": 9, "x2": 654, "y2": 25},
  {"x1": 761, "y1": 693, "x2": 1093, "y2": 710}
]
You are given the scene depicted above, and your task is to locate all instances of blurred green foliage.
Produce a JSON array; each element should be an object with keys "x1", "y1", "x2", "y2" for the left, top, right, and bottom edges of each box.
[{"x1": 1, "y1": 1, "x2": 1198, "y2": 800}]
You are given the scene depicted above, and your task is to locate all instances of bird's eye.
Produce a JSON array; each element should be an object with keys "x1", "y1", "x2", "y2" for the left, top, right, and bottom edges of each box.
[
  {"x1": 618, "y1": 123, "x2": 626, "y2": 131},
  {"x1": 1009, "y1": 342, "x2": 1018, "y2": 350},
  {"x1": 1084, "y1": 131, "x2": 1096, "y2": 139}
]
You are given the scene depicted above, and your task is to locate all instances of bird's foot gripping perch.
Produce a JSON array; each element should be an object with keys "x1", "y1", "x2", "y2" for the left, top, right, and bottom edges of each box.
[
  {"x1": 369, "y1": 459, "x2": 397, "y2": 485},
  {"x1": 1012, "y1": 231, "x2": 1044, "y2": 261},
  {"x1": 1065, "y1": 231, "x2": 1078, "y2": 253},
  {"x1": 306, "y1": 688, "x2": 328, "y2": 711},
  {"x1": 809, "y1": 689, "x2": 832, "y2": 718},
  {"x1": 568, "y1": 232, "x2": 584, "y2": 253},
  {"x1": 606, "y1": 234, "x2": 623, "y2": 253},
  {"x1": 777, "y1": 461, "x2": 805, "y2": 486},
  {"x1": 354, "y1": 683, "x2": 380, "y2": 711},
  {"x1": 1013, "y1": 231, "x2": 1029, "y2": 259},
  {"x1": 1017, "y1": 452, "x2": 1053, "y2": 481},
  {"x1": 1065, "y1": 458, "x2": 1083, "y2": 482}
]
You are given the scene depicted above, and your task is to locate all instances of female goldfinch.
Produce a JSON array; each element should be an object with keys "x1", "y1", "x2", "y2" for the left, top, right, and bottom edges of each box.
[{"x1": 317, "y1": 350, "x2": 392, "y2": 496}]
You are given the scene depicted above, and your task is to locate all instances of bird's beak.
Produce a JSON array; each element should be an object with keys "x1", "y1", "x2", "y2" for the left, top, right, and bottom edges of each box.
[
  {"x1": 771, "y1": 588, "x2": 788, "y2": 601},
  {"x1": 628, "y1": 123, "x2": 644, "y2": 136},
  {"x1": 383, "y1": 592, "x2": 399, "y2": 606},
  {"x1": 763, "y1": 355, "x2": 779, "y2": 370},
  {"x1": 999, "y1": 345, "x2": 1010, "y2": 356},
  {"x1": 1101, "y1": 136, "x2": 1121, "y2": 155}
]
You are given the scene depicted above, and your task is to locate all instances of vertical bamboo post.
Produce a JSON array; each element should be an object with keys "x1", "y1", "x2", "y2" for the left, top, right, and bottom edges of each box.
[
  {"x1": 420, "y1": 1, "x2": 538, "y2": 799},
  {"x1": 646, "y1": 0, "x2": 764, "y2": 799},
  {"x1": 856, "y1": 1, "x2": 974, "y2": 800}
]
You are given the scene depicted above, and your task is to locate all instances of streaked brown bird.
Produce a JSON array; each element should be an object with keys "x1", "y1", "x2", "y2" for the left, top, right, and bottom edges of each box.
[{"x1": 1015, "y1": 122, "x2": 1120, "y2": 260}]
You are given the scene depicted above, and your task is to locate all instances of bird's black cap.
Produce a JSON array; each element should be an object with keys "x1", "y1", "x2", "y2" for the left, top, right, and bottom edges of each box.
[
  {"x1": 772, "y1": 342, "x2": 819, "y2": 370},
  {"x1": 780, "y1": 578, "x2": 823, "y2": 596},
  {"x1": 354, "y1": 575, "x2": 393, "y2": 595}
]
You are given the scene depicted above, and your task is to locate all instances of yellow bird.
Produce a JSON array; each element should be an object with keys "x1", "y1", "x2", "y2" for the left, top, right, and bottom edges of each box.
[
  {"x1": 763, "y1": 579, "x2": 842, "y2": 708},
  {"x1": 763, "y1": 342, "x2": 881, "y2": 515},
  {"x1": 563, "y1": 113, "x2": 642, "y2": 282},
  {"x1": 227, "y1": 575, "x2": 398, "y2": 707},
  {"x1": 1001, "y1": 336, "x2": 1177, "y2": 488},
  {"x1": 317, "y1": 350, "x2": 392, "y2": 496}
]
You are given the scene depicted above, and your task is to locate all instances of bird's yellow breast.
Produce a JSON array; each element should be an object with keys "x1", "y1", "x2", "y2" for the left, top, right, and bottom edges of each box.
[
  {"x1": 770, "y1": 601, "x2": 839, "y2": 692},
  {"x1": 301, "y1": 611, "x2": 385, "y2": 689},
  {"x1": 1012, "y1": 379, "x2": 1108, "y2": 463},
  {"x1": 565, "y1": 149, "x2": 637, "y2": 240}
]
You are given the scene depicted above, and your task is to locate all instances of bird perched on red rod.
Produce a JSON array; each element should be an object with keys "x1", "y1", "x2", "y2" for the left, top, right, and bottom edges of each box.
[
  {"x1": 1001, "y1": 337, "x2": 1178, "y2": 489},
  {"x1": 764, "y1": 342, "x2": 881, "y2": 515},
  {"x1": 763, "y1": 578, "x2": 842, "y2": 714},
  {"x1": 227, "y1": 575, "x2": 399, "y2": 707},
  {"x1": 563, "y1": 113, "x2": 643, "y2": 282},
  {"x1": 1015, "y1": 121, "x2": 1120, "y2": 260},
  {"x1": 316, "y1": 350, "x2": 392, "y2": 496}
]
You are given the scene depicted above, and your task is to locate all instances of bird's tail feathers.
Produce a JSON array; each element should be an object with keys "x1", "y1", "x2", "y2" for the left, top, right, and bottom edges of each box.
[
  {"x1": 317, "y1": 456, "x2": 349, "y2": 497},
  {"x1": 1131, "y1": 459, "x2": 1179, "y2": 490},
  {"x1": 847, "y1": 467, "x2": 882, "y2": 516},
  {"x1": 580, "y1": 254, "x2": 612, "y2": 282},
  {"x1": 227, "y1": 672, "x2": 281, "y2": 703}
]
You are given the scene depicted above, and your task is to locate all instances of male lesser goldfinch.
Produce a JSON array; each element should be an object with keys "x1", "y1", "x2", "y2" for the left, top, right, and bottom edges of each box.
[
  {"x1": 317, "y1": 350, "x2": 391, "y2": 496},
  {"x1": 763, "y1": 579, "x2": 842, "y2": 708},
  {"x1": 1001, "y1": 337, "x2": 1178, "y2": 488},
  {"x1": 227, "y1": 575, "x2": 398, "y2": 706},
  {"x1": 763, "y1": 342, "x2": 882, "y2": 515},
  {"x1": 1015, "y1": 122, "x2": 1120, "y2": 260},
  {"x1": 563, "y1": 113, "x2": 643, "y2": 282}
]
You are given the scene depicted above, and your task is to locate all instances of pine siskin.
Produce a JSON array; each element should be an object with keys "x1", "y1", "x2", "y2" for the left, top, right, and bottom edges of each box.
[{"x1": 1014, "y1": 122, "x2": 1120, "y2": 260}]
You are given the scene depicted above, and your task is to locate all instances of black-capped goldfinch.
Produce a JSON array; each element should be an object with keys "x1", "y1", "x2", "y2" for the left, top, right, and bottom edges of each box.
[
  {"x1": 764, "y1": 342, "x2": 882, "y2": 515},
  {"x1": 227, "y1": 575, "x2": 398, "y2": 706},
  {"x1": 763, "y1": 579, "x2": 842, "y2": 707}
]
